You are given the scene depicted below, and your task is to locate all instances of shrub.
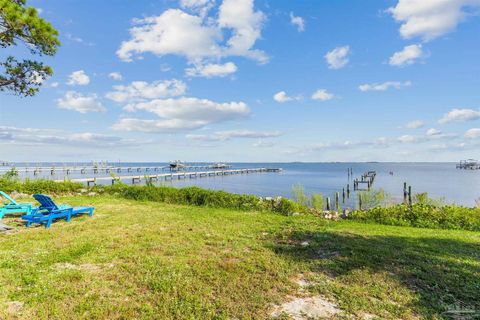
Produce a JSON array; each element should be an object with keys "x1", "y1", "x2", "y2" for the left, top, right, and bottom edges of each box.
[
  {"x1": 348, "y1": 203, "x2": 480, "y2": 231},
  {"x1": 357, "y1": 188, "x2": 391, "y2": 210},
  {"x1": 311, "y1": 193, "x2": 325, "y2": 211},
  {"x1": 292, "y1": 184, "x2": 309, "y2": 207}
]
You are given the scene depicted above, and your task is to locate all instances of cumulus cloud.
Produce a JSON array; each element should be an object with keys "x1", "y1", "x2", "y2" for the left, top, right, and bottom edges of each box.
[
  {"x1": 439, "y1": 108, "x2": 480, "y2": 124},
  {"x1": 405, "y1": 120, "x2": 424, "y2": 129},
  {"x1": 389, "y1": 44, "x2": 424, "y2": 66},
  {"x1": 273, "y1": 91, "x2": 296, "y2": 103},
  {"x1": 359, "y1": 81, "x2": 411, "y2": 92},
  {"x1": 325, "y1": 46, "x2": 350, "y2": 69},
  {"x1": 57, "y1": 91, "x2": 106, "y2": 113},
  {"x1": 113, "y1": 97, "x2": 250, "y2": 133},
  {"x1": 465, "y1": 128, "x2": 480, "y2": 138},
  {"x1": 185, "y1": 62, "x2": 237, "y2": 78},
  {"x1": 117, "y1": 0, "x2": 267, "y2": 65},
  {"x1": 290, "y1": 12, "x2": 305, "y2": 32},
  {"x1": 67, "y1": 70, "x2": 90, "y2": 86},
  {"x1": 50, "y1": 82, "x2": 59, "y2": 88},
  {"x1": 187, "y1": 130, "x2": 281, "y2": 141},
  {"x1": 311, "y1": 89, "x2": 334, "y2": 101},
  {"x1": 106, "y1": 79, "x2": 187, "y2": 103},
  {"x1": 108, "y1": 72, "x2": 123, "y2": 80},
  {"x1": 0, "y1": 126, "x2": 137, "y2": 148},
  {"x1": 388, "y1": 0, "x2": 480, "y2": 41}
]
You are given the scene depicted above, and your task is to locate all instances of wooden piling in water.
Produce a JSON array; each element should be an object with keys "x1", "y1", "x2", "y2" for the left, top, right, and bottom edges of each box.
[
  {"x1": 408, "y1": 186, "x2": 412, "y2": 206},
  {"x1": 335, "y1": 192, "x2": 339, "y2": 210},
  {"x1": 326, "y1": 197, "x2": 331, "y2": 211}
]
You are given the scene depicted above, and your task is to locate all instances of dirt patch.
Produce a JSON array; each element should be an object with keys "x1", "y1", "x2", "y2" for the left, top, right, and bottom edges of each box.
[
  {"x1": 271, "y1": 296, "x2": 340, "y2": 319},
  {"x1": 54, "y1": 262, "x2": 114, "y2": 272},
  {"x1": 6, "y1": 301, "x2": 24, "y2": 315}
]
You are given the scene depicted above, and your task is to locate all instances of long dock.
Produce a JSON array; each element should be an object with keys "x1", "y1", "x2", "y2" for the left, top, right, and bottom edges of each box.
[
  {"x1": 53, "y1": 168, "x2": 282, "y2": 186},
  {"x1": 0, "y1": 165, "x2": 232, "y2": 175}
]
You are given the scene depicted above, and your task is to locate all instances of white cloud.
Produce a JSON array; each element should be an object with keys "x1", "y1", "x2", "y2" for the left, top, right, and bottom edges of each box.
[
  {"x1": 325, "y1": 46, "x2": 350, "y2": 69},
  {"x1": 117, "y1": 0, "x2": 267, "y2": 64},
  {"x1": 187, "y1": 130, "x2": 281, "y2": 141},
  {"x1": 311, "y1": 89, "x2": 334, "y2": 101},
  {"x1": 426, "y1": 128, "x2": 442, "y2": 136},
  {"x1": 389, "y1": 44, "x2": 424, "y2": 66},
  {"x1": 465, "y1": 128, "x2": 480, "y2": 138},
  {"x1": 108, "y1": 72, "x2": 123, "y2": 81},
  {"x1": 113, "y1": 97, "x2": 250, "y2": 133},
  {"x1": 67, "y1": 70, "x2": 90, "y2": 86},
  {"x1": 405, "y1": 120, "x2": 424, "y2": 129},
  {"x1": 117, "y1": 9, "x2": 220, "y2": 62},
  {"x1": 50, "y1": 82, "x2": 59, "y2": 88},
  {"x1": 185, "y1": 62, "x2": 237, "y2": 78},
  {"x1": 218, "y1": 0, "x2": 267, "y2": 63},
  {"x1": 0, "y1": 126, "x2": 136, "y2": 148},
  {"x1": 106, "y1": 79, "x2": 187, "y2": 103},
  {"x1": 398, "y1": 134, "x2": 419, "y2": 143},
  {"x1": 253, "y1": 140, "x2": 275, "y2": 147},
  {"x1": 388, "y1": 0, "x2": 480, "y2": 41},
  {"x1": 273, "y1": 91, "x2": 295, "y2": 103},
  {"x1": 290, "y1": 12, "x2": 305, "y2": 32},
  {"x1": 359, "y1": 81, "x2": 411, "y2": 92},
  {"x1": 57, "y1": 91, "x2": 106, "y2": 113},
  {"x1": 438, "y1": 108, "x2": 480, "y2": 124}
]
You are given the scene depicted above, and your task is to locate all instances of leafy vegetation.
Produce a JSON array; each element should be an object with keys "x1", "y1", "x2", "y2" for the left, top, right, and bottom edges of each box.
[
  {"x1": 0, "y1": 196, "x2": 479, "y2": 319},
  {"x1": 291, "y1": 184, "x2": 309, "y2": 207},
  {"x1": 349, "y1": 203, "x2": 480, "y2": 231},
  {"x1": 356, "y1": 188, "x2": 391, "y2": 209},
  {"x1": 0, "y1": 0, "x2": 60, "y2": 96}
]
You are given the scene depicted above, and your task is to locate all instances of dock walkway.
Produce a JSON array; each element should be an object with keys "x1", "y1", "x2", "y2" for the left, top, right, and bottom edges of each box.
[{"x1": 53, "y1": 168, "x2": 282, "y2": 186}]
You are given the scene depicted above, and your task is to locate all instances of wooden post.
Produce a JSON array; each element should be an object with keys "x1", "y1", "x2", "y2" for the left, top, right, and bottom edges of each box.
[
  {"x1": 335, "y1": 192, "x2": 339, "y2": 210},
  {"x1": 358, "y1": 193, "x2": 362, "y2": 210},
  {"x1": 326, "y1": 197, "x2": 331, "y2": 211},
  {"x1": 342, "y1": 188, "x2": 345, "y2": 203},
  {"x1": 347, "y1": 184, "x2": 350, "y2": 198},
  {"x1": 408, "y1": 186, "x2": 412, "y2": 206},
  {"x1": 403, "y1": 182, "x2": 407, "y2": 204}
]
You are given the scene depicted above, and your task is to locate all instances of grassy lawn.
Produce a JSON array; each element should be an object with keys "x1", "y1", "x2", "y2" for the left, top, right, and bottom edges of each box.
[{"x1": 1, "y1": 195, "x2": 479, "y2": 319}]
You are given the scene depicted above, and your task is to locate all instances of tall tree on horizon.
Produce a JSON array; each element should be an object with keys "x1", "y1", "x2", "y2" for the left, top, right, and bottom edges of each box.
[{"x1": 0, "y1": 0, "x2": 60, "y2": 96}]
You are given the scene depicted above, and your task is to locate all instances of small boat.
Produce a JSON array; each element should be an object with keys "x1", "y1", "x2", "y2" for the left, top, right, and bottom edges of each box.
[
  {"x1": 169, "y1": 160, "x2": 186, "y2": 171},
  {"x1": 210, "y1": 163, "x2": 231, "y2": 169}
]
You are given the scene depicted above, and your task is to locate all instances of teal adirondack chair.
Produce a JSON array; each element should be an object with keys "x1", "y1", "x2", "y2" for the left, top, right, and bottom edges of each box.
[{"x1": 0, "y1": 191, "x2": 33, "y2": 219}]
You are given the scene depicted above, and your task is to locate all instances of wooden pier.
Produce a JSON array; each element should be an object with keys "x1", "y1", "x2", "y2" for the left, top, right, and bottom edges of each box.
[
  {"x1": 353, "y1": 171, "x2": 376, "y2": 191},
  {"x1": 0, "y1": 164, "x2": 238, "y2": 176},
  {"x1": 53, "y1": 168, "x2": 282, "y2": 186},
  {"x1": 456, "y1": 159, "x2": 479, "y2": 170}
]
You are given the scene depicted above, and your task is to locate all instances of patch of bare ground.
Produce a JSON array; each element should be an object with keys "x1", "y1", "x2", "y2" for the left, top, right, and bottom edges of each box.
[
  {"x1": 271, "y1": 274, "x2": 341, "y2": 319},
  {"x1": 53, "y1": 262, "x2": 114, "y2": 272}
]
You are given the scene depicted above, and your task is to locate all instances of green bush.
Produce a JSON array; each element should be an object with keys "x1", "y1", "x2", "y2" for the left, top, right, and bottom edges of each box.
[
  {"x1": 0, "y1": 177, "x2": 83, "y2": 194},
  {"x1": 91, "y1": 184, "x2": 298, "y2": 216},
  {"x1": 348, "y1": 203, "x2": 480, "y2": 231},
  {"x1": 311, "y1": 193, "x2": 325, "y2": 211},
  {"x1": 292, "y1": 184, "x2": 309, "y2": 207}
]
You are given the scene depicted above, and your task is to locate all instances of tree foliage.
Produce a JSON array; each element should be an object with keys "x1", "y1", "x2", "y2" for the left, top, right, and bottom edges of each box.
[{"x1": 0, "y1": 0, "x2": 60, "y2": 96}]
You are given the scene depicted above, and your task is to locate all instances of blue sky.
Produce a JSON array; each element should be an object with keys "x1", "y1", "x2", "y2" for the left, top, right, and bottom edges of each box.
[{"x1": 1, "y1": 0, "x2": 480, "y2": 162}]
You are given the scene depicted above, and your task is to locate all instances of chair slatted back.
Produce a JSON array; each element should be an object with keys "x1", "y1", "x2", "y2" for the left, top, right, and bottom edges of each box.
[
  {"x1": 33, "y1": 194, "x2": 59, "y2": 211},
  {"x1": 0, "y1": 191, "x2": 18, "y2": 205}
]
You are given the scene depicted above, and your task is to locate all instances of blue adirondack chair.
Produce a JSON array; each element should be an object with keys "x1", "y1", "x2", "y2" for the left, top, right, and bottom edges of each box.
[
  {"x1": 0, "y1": 191, "x2": 33, "y2": 219},
  {"x1": 22, "y1": 194, "x2": 94, "y2": 228}
]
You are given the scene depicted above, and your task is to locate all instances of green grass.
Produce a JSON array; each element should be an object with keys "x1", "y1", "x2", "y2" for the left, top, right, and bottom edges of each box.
[{"x1": 1, "y1": 195, "x2": 479, "y2": 319}]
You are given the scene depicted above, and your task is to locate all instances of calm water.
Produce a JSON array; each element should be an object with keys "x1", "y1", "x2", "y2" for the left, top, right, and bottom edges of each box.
[{"x1": 3, "y1": 162, "x2": 480, "y2": 207}]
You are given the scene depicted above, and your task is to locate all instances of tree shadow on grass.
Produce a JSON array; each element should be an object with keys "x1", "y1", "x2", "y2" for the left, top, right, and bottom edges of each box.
[{"x1": 269, "y1": 228, "x2": 480, "y2": 319}]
